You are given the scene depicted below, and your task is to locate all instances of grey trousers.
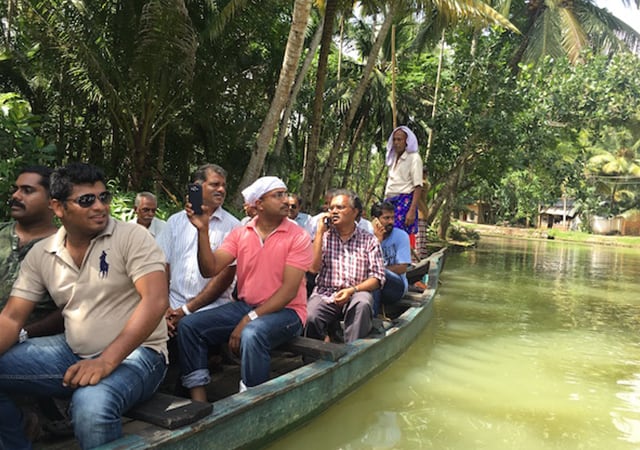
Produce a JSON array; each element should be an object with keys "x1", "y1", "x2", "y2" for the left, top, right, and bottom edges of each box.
[{"x1": 305, "y1": 291, "x2": 374, "y2": 343}]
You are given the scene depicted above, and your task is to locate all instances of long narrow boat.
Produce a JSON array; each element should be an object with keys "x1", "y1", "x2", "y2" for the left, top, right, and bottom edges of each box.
[{"x1": 39, "y1": 248, "x2": 445, "y2": 450}]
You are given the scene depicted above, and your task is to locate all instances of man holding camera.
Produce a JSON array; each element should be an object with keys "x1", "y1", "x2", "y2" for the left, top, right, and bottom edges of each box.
[
  {"x1": 178, "y1": 176, "x2": 312, "y2": 399},
  {"x1": 157, "y1": 164, "x2": 239, "y2": 338}
]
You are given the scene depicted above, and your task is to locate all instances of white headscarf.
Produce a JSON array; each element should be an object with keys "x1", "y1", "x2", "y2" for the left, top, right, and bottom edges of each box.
[
  {"x1": 241, "y1": 176, "x2": 287, "y2": 207},
  {"x1": 385, "y1": 126, "x2": 419, "y2": 166}
]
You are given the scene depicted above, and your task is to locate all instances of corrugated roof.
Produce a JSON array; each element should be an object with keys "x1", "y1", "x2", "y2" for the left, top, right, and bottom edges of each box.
[{"x1": 541, "y1": 206, "x2": 577, "y2": 216}]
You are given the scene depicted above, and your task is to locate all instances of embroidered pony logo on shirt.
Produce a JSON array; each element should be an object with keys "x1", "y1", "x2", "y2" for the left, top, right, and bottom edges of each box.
[{"x1": 99, "y1": 250, "x2": 109, "y2": 278}]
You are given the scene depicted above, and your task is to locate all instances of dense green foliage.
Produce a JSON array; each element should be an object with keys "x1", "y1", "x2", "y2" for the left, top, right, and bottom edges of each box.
[{"x1": 1, "y1": 0, "x2": 639, "y2": 232}]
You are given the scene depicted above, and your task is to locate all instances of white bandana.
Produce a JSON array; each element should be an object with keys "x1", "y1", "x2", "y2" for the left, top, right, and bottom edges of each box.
[
  {"x1": 385, "y1": 126, "x2": 419, "y2": 166},
  {"x1": 241, "y1": 176, "x2": 287, "y2": 207}
]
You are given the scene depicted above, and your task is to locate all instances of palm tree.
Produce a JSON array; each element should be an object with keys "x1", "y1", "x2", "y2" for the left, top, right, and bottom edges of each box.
[
  {"x1": 507, "y1": 0, "x2": 640, "y2": 69},
  {"x1": 585, "y1": 129, "x2": 640, "y2": 215},
  {"x1": 232, "y1": 0, "x2": 314, "y2": 207},
  {"x1": 16, "y1": 0, "x2": 198, "y2": 190},
  {"x1": 305, "y1": 0, "x2": 517, "y2": 207},
  {"x1": 300, "y1": 0, "x2": 345, "y2": 208}
]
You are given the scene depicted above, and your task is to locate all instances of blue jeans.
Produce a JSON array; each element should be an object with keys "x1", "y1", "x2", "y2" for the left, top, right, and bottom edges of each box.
[
  {"x1": 0, "y1": 334, "x2": 166, "y2": 450},
  {"x1": 177, "y1": 301, "x2": 302, "y2": 389},
  {"x1": 372, "y1": 270, "x2": 408, "y2": 316}
]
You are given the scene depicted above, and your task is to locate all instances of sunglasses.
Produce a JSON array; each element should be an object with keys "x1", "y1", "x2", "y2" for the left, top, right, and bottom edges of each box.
[{"x1": 67, "y1": 191, "x2": 113, "y2": 208}]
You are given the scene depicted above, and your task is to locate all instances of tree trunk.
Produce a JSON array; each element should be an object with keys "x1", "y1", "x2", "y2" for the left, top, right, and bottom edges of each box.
[
  {"x1": 437, "y1": 163, "x2": 464, "y2": 240},
  {"x1": 341, "y1": 115, "x2": 366, "y2": 188},
  {"x1": 313, "y1": 4, "x2": 396, "y2": 205},
  {"x1": 300, "y1": 0, "x2": 338, "y2": 207},
  {"x1": 270, "y1": 22, "x2": 323, "y2": 175},
  {"x1": 232, "y1": 0, "x2": 313, "y2": 207},
  {"x1": 130, "y1": 129, "x2": 152, "y2": 191},
  {"x1": 424, "y1": 142, "x2": 479, "y2": 225},
  {"x1": 155, "y1": 127, "x2": 166, "y2": 194}
]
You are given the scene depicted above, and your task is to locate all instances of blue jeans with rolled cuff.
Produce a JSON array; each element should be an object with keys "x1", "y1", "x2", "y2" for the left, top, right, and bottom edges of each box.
[
  {"x1": 177, "y1": 301, "x2": 302, "y2": 390},
  {"x1": 372, "y1": 269, "x2": 408, "y2": 316},
  {"x1": 0, "y1": 333, "x2": 166, "y2": 450}
]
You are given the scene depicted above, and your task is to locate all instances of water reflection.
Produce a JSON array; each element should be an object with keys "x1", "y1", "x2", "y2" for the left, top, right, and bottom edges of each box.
[{"x1": 268, "y1": 237, "x2": 640, "y2": 450}]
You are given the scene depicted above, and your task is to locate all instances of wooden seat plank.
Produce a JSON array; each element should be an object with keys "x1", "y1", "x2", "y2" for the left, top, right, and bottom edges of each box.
[
  {"x1": 125, "y1": 392, "x2": 212, "y2": 430},
  {"x1": 278, "y1": 336, "x2": 347, "y2": 362}
]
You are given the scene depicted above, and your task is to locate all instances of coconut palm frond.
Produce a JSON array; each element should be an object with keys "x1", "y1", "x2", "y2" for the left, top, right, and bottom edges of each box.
[
  {"x1": 133, "y1": 0, "x2": 198, "y2": 89},
  {"x1": 133, "y1": 0, "x2": 198, "y2": 136},
  {"x1": 202, "y1": 0, "x2": 250, "y2": 42},
  {"x1": 578, "y1": 1, "x2": 640, "y2": 55},
  {"x1": 558, "y1": 6, "x2": 588, "y2": 63},
  {"x1": 433, "y1": 0, "x2": 519, "y2": 33},
  {"x1": 24, "y1": 0, "x2": 122, "y2": 107},
  {"x1": 522, "y1": 6, "x2": 564, "y2": 64}
]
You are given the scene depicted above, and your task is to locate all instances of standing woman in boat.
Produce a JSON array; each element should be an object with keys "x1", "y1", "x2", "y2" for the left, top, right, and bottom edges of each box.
[{"x1": 384, "y1": 126, "x2": 424, "y2": 250}]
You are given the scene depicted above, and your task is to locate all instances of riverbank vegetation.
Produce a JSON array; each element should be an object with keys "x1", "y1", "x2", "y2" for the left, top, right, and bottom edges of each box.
[
  {"x1": 1, "y1": 1, "x2": 640, "y2": 236},
  {"x1": 460, "y1": 222, "x2": 640, "y2": 248}
]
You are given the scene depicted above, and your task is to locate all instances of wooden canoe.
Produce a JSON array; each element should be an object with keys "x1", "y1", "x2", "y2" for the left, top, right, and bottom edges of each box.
[{"x1": 38, "y1": 248, "x2": 445, "y2": 450}]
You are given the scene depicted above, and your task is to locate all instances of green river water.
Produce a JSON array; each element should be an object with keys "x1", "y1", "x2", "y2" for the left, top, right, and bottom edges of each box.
[{"x1": 268, "y1": 236, "x2": 640, "y2": 450}]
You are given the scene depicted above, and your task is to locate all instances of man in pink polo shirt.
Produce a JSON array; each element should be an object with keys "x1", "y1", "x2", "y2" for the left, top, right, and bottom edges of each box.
[{"x1": 177, "y1": 176, "x2": 312, "y2": 400}]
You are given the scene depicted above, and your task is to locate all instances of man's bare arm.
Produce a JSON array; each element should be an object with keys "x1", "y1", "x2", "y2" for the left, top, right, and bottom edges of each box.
[
  {"x1": 0, "y1": 297, "x2": 35, "y2": 355},
  {"x1": 24, "y1": 309, "x2": 64, "y2": 338},
  {"x1": 406, "y1": 185, "x2": 423, "y2": 226},
  {"x1": 310, "y1": 214, "x2": 329, "y2": 273},
  {"x1": 184, "y1": 204, "x2": 235, "y2": 277},
  {"x1": 386, "y1": 263, "x2": 408, "y2": 275}
]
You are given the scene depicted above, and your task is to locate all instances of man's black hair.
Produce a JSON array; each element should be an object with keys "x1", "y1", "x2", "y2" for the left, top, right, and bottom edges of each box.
[
  {"x1": 370, "y1": 201, "x2": 394, "y2": 219},
  {"x1": 50, "y1": 162, "x2": 106, "y2": 201},
  {"x1": 191, "y1": 164, "x2": 227, "y2": 184},
  {"x1": 18, "y1": 165, "x2": 53, "y2": 192}
]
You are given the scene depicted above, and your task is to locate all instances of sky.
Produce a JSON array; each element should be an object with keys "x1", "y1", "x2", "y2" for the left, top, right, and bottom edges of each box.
[{"x1": 594, "y1": 1, "x2": 640, "y2": 33}]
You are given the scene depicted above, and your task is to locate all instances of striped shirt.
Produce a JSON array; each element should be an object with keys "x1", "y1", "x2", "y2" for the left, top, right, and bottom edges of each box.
[
  {"x1": 314, "y1": 227, "x2": 385, "y2": 296},
  {"x1": 157, "y1": 208, "x2": 239, "y2": 310}
]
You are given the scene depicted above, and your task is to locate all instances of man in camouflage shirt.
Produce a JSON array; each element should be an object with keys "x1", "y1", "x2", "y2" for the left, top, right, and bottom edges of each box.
[{"x1": 0, "y1": 166, "x2": 61, "y2": 339}]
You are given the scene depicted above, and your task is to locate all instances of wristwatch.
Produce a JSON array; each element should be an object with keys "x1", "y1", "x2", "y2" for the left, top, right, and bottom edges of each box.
[
  {"x1": 247, "y1": 310, "x2": 259, "y2": 321},
  {"x1": 18, "y1": 328, "x2": 28, "y2": 343}
]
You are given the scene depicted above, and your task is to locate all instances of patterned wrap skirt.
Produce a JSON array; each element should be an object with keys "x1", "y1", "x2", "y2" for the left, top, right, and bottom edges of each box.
[{"x1": 386, "y1": 193, "x2": 418, "y2": 235}]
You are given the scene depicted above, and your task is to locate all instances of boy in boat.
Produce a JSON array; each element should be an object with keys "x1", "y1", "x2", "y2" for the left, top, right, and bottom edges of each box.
[
  {"x1": 179, "y1": 176, "x2": 312, "y2": 398},
  {"x1": 305, "y1": 189, "x2": 385, "y2": 343},
  {"x1": 0, "y1": 163, "x2": 168, "y2": 449},
  {"x1": 370, "y1": 201, "x2": 412, "y2": 315}
]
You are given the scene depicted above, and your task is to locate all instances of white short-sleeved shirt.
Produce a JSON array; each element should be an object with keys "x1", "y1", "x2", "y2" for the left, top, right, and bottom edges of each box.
[
  {"x1": 157, "y1": 208, "x2": 239, "y2": 310},
  {"x1": 384, "y1": 151, "x2": 424, "y2": 197},
  {"x1": 12, "y1": 219, "x2": 168, "y2": 360},
  {"x1": 128, "y1": 217, "x2": 167, "y2": 239}
]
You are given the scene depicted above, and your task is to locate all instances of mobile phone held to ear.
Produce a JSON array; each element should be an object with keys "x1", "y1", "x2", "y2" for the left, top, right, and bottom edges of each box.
[
  {"x1": 188, "y1": 183, "x2": 203, "y2": 215},
  {"x1": 323, "y1": 216, "x2": 331, "y2": 228}
]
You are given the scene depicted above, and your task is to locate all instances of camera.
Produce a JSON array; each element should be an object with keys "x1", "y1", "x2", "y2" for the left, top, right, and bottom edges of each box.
[{"x1": 188, "y1": 183, "x2": 203, "y2": 215}]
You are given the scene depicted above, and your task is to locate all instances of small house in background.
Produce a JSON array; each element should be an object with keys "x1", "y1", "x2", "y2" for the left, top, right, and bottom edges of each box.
[
  {"x1": 538, "y1": 198, "x2": 578, "y2": 230},
  {"x1": 459, "y1": 201, "x2": 492, "y2": 224}
]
